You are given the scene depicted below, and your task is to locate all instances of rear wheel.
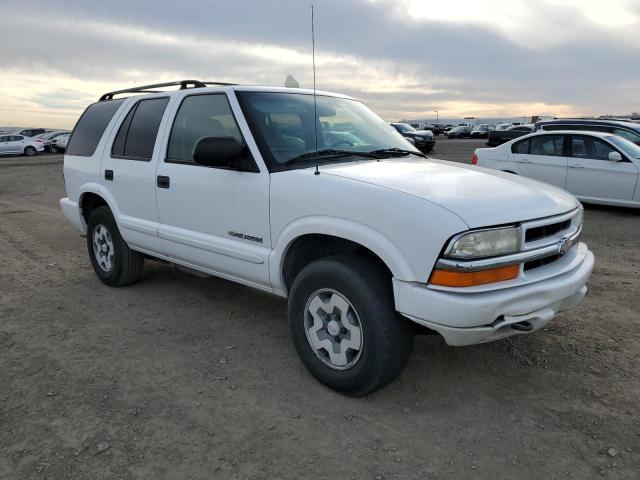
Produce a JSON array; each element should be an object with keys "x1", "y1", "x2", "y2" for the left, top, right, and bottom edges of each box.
[
  {"x1": 24, "y1": 146, "x2": 36, "y2": 156},
  {"x1": 288, "y1": 255, "x2": 413, "y2": 396},
  {"x1": 87, "y1": 207, "x2": 144, "y2": 287}
]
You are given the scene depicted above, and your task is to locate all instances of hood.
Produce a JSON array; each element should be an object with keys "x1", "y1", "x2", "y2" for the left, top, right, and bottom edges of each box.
[
  {"x1": 413, "y1": 130, "x2": 433, "y2": 136},
  {"x1": 316, "y1": 158, "x2": 578, "y2": 228}
]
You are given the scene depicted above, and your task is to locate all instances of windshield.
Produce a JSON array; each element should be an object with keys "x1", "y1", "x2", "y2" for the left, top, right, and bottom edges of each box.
[
  {"x1": 393, "y1": 123, "x2": 415, "y2": 133},
  {"x1": 237, "y1": 92, "x2": 421, "y2": 168},
  {"x1": 607, "y1": 135, "x2": 640, "y2": 159}
]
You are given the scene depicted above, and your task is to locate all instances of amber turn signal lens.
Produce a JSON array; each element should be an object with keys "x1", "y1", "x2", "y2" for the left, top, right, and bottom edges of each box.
[{"x1": 429, "y1": 264, "x2": 520, "y2": 287}]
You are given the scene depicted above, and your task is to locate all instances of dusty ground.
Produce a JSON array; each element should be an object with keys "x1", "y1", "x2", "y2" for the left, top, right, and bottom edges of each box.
[{"x1": 1, "y1": 138, "x2": 639, "y2": 479}]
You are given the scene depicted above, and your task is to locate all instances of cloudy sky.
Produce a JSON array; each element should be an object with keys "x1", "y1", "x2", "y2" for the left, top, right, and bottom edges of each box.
[{"x1": 1, "y1": 0, "x2": 638, "y2": 128}]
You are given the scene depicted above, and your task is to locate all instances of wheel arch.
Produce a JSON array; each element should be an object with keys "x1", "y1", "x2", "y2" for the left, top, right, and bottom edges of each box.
[
  {"x1": 77, "y1": 184, "x2": 120, "y2": 229},
  {"x1": 270, "y1": 217, "x2": 415, "y2": 296}
]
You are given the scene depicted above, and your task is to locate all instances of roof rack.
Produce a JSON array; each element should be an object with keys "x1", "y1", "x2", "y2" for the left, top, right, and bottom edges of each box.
[{"x1": 99, "y1": 80, "x2": 236, "y2": 101}]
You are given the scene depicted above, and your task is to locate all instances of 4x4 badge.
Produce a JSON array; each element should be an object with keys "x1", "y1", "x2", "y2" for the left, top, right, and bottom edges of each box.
[{"x1": 228, "y1": 231, "x2": 263, "y2": 243}]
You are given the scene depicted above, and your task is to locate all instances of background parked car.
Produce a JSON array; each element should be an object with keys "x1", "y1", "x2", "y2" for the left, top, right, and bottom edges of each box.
[
  {"x1": 472, "y1": 130, "x2": 640, "y2": 208},
  {"x1": 493, "y1": 123, "x2": 514, "y2": 131},
  {"x1": 446, "y1": 125, "x2": 473, "y2": 139},
  {"x1": 0, "y1": 134, "x2": 45, "y2": 156},
  {"x1": 487, "y1": 124, "x2": 534, "y2": 147},
  {"x1": 37, "y1": 130, "x2": 70, "y2": 152},
  {"x1": 390, "y1": 123, "x2": 435, "y2": 153},
  {"x1": 535, "y1": 119, "x2": 640, "y2": 145},
  {"x1": 469, "y1": 124, "x2": 495, "y2": 139},
  {"x1": 50, "y1": 133, "x2": 70, "y2": 152},
  {"x1": 18, "y1": 128, "x2": 47, "y2": 138}
]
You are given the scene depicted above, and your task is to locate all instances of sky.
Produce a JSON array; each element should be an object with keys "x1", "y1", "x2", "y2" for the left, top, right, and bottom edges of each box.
[{"x1": 1, "y1": 0, "x2": 638, "y2": 129}]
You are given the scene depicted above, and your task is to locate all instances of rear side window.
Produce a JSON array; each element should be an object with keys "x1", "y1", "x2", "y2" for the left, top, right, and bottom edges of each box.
[
  {"x1": 530, "y1": 135, "x2": 565, "y2": 156},
  {"x1": 66, "y1": 99, "x2": 125, "y2": 156},
  {"x1": 111, "y1": 97, "x2": 169, "y2": 160},
  {"x1": 512, "y1": 139, "x2": 530, "y2": 154}
]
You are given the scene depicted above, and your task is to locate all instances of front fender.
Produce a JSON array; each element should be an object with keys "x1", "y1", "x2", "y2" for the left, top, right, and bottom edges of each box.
[{"x1": 269, "y1": 215, "x2": 416, "y2": 296}]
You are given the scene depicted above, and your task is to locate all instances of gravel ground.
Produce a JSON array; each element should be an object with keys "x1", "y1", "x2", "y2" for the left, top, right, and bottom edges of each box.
[{"x1": 1, "y1": 138, "x2": 639, "y2": 479}]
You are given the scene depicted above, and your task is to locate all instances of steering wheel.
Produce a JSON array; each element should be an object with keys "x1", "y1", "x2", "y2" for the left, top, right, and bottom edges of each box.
[{"x1": 330, "y1": 140, "x2": 354, "y2": 148}]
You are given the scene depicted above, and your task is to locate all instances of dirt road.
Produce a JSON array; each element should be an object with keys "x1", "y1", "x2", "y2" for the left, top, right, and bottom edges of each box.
[{"x1": 1, "y1": 140, "x2": 639, "y2": 479}]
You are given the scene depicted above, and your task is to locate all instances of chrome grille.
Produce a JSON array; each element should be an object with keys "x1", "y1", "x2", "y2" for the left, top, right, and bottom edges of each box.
[{"x1": 520, "y1": 208, "x2": 582, "y2": 270}]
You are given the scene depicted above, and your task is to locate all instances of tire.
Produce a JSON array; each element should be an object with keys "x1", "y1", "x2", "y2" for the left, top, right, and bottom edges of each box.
[
  {"x1": 424, "y1": 146, "x2": 433, "y2": 154},
  {"x1": 288, "y1": 255, "x2": 413, "y2": 396},
  {"x1": 86, "y1": 206, "x2": 144, "y2": 287},
  {"x1": 24, "y1": 146, "x2": 36, "y2": 156}
]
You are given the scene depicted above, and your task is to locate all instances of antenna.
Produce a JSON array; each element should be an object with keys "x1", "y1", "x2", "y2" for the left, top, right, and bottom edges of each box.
[{"x1": 311, "y1": 4, "x2": 320, "y2": 175}]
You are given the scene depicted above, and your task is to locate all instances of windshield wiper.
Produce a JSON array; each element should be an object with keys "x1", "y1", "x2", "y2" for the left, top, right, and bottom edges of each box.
[
  {"x1": 368, "y1": 148, "x2": 426, "y2": 158},
  {"x1": 284, "y1": 149, "x2": 374, "y2": 166}
]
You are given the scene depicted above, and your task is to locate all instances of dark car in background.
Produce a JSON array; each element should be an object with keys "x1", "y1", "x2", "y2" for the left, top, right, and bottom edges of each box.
[
  {"x1": 469, "y1": 124, "x2": 495, "y2": 139},
  {"x1": 390, "y1": 122, "x2": 435, "y2": 153},
  {"x1": 446, "y1": 125, "x2": 473, "y2": 139},
  {"x1": 18, "y1": 128, "x2": 47, "y2": 138},
  {"x1": 487, "y1": 124, "x2": 534, "y2": 146},
  {"x1": 535, "y1": 119, "x2": 640, "y2": 145},
  {"x1": 427, "y1": 124, "x2": 446, "y2": 136}
]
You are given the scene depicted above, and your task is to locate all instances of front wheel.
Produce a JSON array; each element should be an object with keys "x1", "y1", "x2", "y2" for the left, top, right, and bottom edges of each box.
[
  {"x1": 288, "y1": 255, "x2": 413, "y2": 396},
  {"x1": 87, "y1": 207, "x2": 144, "y2": 287},
  {"x1": 24, "y1": 146, "x2": 36, "y2": 156}
]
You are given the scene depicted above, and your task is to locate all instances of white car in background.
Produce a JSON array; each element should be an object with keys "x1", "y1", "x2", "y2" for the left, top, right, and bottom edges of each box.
[
  {"x1": 472, "y1": 130, "x2": 640, "y2": 208},
  {"x1": 38, "y1": 131, "x2": 70, "y2": 152},
  {"x1": 51, "y1": 133, "x2": 70, "y2": 152},
  {"x1": 0, "y1": 133, "x2": 45, "y2": 156}
]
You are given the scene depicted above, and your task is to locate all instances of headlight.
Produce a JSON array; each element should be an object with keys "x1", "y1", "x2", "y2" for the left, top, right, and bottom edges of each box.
[{"x1": 446, "y1": 226, "x2": 519, "y2": 259}]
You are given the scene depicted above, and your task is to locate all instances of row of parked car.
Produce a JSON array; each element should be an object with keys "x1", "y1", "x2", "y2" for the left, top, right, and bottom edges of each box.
[
  {"x1": 472, "y1": 118, "x2": 640, "y2": 209},
  {"x1": 0, "y1": 127, "x2": 70, "y2": 157}
]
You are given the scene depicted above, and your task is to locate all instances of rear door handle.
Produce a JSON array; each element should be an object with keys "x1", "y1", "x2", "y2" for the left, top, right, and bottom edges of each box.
[
  {"x1": 105, "y1": 169, "x2": 114, "y2": 181},
  {"x1": 518, "y1": 159, "x2": 531, "y2": 164},
  {"x1": 569, "y1": 164, "x2": 584, "y2": 169},
  {"x1": 157, "y1": 175, "x2": 170, "y2": 189}
]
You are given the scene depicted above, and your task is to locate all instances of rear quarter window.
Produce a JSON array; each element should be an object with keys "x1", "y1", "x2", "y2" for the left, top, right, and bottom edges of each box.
[
  {"x1": 66, "y1": 99, "x2": 125, "y2": 157},
  {"x1": 512, "y1": 139, "x2": 530, "y2": 154}
]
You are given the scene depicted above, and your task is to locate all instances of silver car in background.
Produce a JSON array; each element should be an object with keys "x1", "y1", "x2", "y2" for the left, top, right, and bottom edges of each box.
[
  {"x1": 39, "y1": 131, "x2": 70, "y2": 152},
  {"x1": 0, "y1": 134, "x2": 45, "y2": 156}
]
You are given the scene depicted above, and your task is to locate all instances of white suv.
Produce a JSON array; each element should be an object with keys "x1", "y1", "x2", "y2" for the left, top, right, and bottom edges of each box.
[{"x1": 60, "y1": 80, "x2": 594, "y2": 395}]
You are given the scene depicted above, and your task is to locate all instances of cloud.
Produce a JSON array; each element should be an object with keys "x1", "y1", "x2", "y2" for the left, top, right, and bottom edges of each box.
[{"x1": 0, "y1": 0, "x2": 638, "y2": 127}]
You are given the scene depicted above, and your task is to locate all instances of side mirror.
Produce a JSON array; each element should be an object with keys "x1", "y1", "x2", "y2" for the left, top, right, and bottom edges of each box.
[
  {"x1": 193, "y1": 137, "x2": 247, "y2": 168},
  {"x1": 608, "y1": 151, "x2": 623, "y2": 162}
]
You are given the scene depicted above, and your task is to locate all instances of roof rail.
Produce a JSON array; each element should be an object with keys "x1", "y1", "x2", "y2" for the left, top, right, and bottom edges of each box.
[{"x1": 99, "y1": 79, "x2": 236, "y2": 101}]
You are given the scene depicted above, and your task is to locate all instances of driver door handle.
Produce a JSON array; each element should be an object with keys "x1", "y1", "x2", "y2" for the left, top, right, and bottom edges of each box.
[
  {"x1": 518, "y1": 158, "x2": 532, "y2": 164},
  {"x1": 569, "y1": 164, "x2": 584, "y2": 169},
  {"x1": 157, "y1": 175, "x2": 170, "y2": 189}
]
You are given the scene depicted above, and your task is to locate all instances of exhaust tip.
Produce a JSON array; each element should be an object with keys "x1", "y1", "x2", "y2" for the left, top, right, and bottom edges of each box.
[{"x1": 511, "y1": 321, "x2": 534, "y2": 332}]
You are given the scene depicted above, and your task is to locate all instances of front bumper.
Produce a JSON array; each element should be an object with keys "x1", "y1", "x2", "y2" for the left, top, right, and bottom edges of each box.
[
  {"x1": 412, "y1": 138, "x2": 435, "y2": 151},
  {"x1": 393, "y1": 243, "x2": 594, "y2": 346}
]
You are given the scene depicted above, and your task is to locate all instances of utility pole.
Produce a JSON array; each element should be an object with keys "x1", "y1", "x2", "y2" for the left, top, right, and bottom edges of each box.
[{"x1": 434, "y1": 110, "x2": 439, "y2": 123}]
